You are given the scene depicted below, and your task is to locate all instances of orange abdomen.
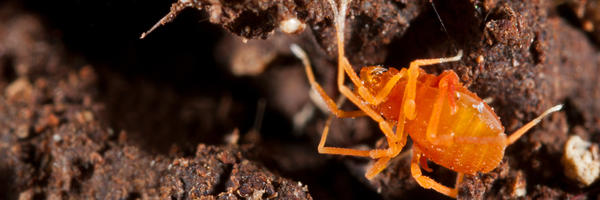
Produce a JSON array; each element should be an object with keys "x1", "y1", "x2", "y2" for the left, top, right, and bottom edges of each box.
[{"x1": 373, "y1": 73, "x2": 507, "y2": 175}]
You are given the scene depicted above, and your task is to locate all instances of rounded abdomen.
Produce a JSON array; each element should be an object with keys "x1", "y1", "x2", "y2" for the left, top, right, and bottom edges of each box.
[{"x1": 407, "y1": 85, "x2": 507, "y2": 175}]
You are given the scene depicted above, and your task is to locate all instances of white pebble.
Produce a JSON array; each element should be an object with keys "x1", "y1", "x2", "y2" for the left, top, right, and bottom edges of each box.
[
  {"x1": 562, "y1": 135, "x2": 600, "y2": 186},
  {"x1": 280, "y1": 17, "x2": 306, "y2": 34},
  {"x1": 52, "y1": 134, "x2": 62, "y2": 142}
]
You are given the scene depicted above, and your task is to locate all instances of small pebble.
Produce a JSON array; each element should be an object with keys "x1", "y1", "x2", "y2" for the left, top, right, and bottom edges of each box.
[
  {"x1": 562, "y1": 135, "x2": 600, "y2": 186},
  {"x1": 279, "y1": 17, "x2": 306, "y2": 34},
  {"x1": 18, "y1": 188, "x2": 34, "y2": 200},
  {"x1": 15, "y1": 124, "x2": 29, "y2": 139},
  {"x1": 511, "y1": 171, "x2": 526, "y2": 197},
  {"x1": 52, "y1": 134, "x2": 62, "y2": 142},
  {"x1": 5, "y1": 78, "x2": 32, "y2": 101}
]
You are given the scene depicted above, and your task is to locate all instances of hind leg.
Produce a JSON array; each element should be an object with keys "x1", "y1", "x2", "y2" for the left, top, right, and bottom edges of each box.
[{"x1": 411, "y1": 147, "x2": 458, "y2": 198}]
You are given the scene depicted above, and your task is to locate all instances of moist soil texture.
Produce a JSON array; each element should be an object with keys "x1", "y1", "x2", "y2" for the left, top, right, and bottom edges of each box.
[{"x1": 0, "y1": 0, "x2": 599, "y2": 199}]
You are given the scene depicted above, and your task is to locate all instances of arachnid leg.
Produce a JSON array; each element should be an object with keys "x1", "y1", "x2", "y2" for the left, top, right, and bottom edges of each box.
[
  {"x1": 316, "y1": 115, "x2": 404, "y2": 179},
  {"x1": 317, "y1": 116, "x2": 406, "y2": 181},
  {"x1": 318, "y1": 117, "x2": 371, "y2": 157},
  {"x1": 365, "y1": 156, "x2": 392, "y2": 179},
  {"x1": 425, "y1": 71, "x2": 460, "y2": 145},
  {"x1": 291, "y1": 44, "x2": 366, "y2": 118},
  {"x1": 403, "y1": 51, "x2": 463, "y2": 120},
  {"x1": 368, "y1": 148, "x2": 415, "y2": 179},
  {"x1": 326, "y1": 0, "x2": 383, "y2": 122},
  {"x1": 506, "y1": 104, "x2": 563, "y2": 145},
  {"x1": 339, "y1": 78, "x2": 408, "y2": 162},
  {"x1": 369, "y1": 89, "x2": 413, "y2": 160},
  {"x1": 411, "y1": 147, "x2": 458, "y2": 198},
  {"x1": 317, "y1": 116, "x2": 402, "y2": 159}
]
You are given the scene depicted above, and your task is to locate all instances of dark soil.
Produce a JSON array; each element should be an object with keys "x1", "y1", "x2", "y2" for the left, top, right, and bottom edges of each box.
[{"x1": 0, "y1": 0, "x2": 599, "y2": 199}]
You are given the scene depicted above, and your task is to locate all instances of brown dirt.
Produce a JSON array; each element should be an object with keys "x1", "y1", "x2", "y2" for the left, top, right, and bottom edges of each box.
[
  {"x1": 1, "y1": 0, "x2": 599, "y2": 199},
  {"x1": 0, "y1": 3, "x2": 311, "y2": 200}
]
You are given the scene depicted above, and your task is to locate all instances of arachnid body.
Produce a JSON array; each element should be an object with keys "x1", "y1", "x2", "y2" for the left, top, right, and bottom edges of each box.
[{"x1": 290, "y1": 0, "x2": 562, "y2": 198}]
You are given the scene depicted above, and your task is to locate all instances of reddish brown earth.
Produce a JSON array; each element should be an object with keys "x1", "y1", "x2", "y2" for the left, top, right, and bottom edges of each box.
[{"x1": 0, "y1": 0, "x2": 599, "y2": 199}]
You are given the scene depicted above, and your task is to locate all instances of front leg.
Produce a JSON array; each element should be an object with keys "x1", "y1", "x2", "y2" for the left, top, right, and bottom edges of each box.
[{"x1": 291, "y1": 44, "x2": 366, "y2": 118}]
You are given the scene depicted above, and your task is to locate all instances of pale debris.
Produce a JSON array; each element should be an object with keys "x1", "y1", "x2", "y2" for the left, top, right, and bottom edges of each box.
[
  {"x1": 511, "y1": 171, "x2": 527, "y2": 197},
  {"x1": 224, "y1": 128, "x2": 240, "y2": 145},
  {"x1": 308, "y1": 86, "x2": 331, "y2": 114},
  {"x1": 562, "y1": 135, "x2": 600, "y2": 186},
  {"x1": 279, "y1": 17, "x2": 306, "y2": 34},
  {"x1": 5, "y1": 77, "x2": 32, "y2": 101}
]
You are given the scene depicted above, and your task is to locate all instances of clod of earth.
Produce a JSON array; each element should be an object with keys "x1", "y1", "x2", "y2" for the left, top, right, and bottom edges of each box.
[
  {"x1": 562, "y1": 135, "x2": 600, "y2": 186},
  {"x1": 0, "y1": 6, "x2": 312, "y2": 199}
]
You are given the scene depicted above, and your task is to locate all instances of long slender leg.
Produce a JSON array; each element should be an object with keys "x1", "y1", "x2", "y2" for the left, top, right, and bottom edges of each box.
[
  {"x1": 402, "y1": 51, "x2": 463, "y2": 121},
  {"x1": 506, "y1": 104, "x2": 563, "y2": 144},
  {"x1": 334, "y1": 56, "x2": 404, "y2": 159},
  {"x1": 411, "y1": 147, "x2": 458, "y2": 198},
  {"x1": 339, "y1": 86, "x2": 401, "y2": 147},
  {"x1": 326, "y1": 0, "x2": 386, "y2": 120},
  {"x1": 425, "y1": 71, "x2": 460, "y2": 145},
  {"x1": 318, "y1": 117, "x2": 371, "y2": 157},
  {"x1": 327, "y1": 0, "x2": 364, "y2": 91},
  {"x1": 367, "y1": 148, "x2": 415, "y2": 178},
  {"x1": 291, "y1": 44, "x2": 366, "y2": 118},
  {"x1": 369, "y1": 89, "x2": 412, "y2": 159},
  {"x1": 365, "y1": 156, "x2": 391, "y2": 179},
  {"x1": 317, "y1": 116, "x2": 400, "y2": 160},
  {"x1": 366, "y1": 102, "x2": 410, "y2": 183}
]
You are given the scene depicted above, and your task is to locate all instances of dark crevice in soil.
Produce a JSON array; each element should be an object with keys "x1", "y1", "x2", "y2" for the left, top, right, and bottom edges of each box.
[
  {"x1": 563, "y1": 98, "x2": 586, "y2": 128},
  {"x1": 0, "y1": 166, "x2": 17, "y2": 200},
  {"x1": 556, "y1": 2, "x2": 600, "y2": 47},
  {"x1": 385, "y1": 0, "x2": 481, "y2": 69},
  {"x1": 556, "y1": 3, "x2": 583, "y2": 29},
  {"x1": 0, "y1": 55, "x2": 16, "y2": 83},
  {"x1": 211, "y1": 163, "x2": 233, "y2": 195},
  {"x1": 126, "y1": 192, "x2": 141, "y2": 200}
]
